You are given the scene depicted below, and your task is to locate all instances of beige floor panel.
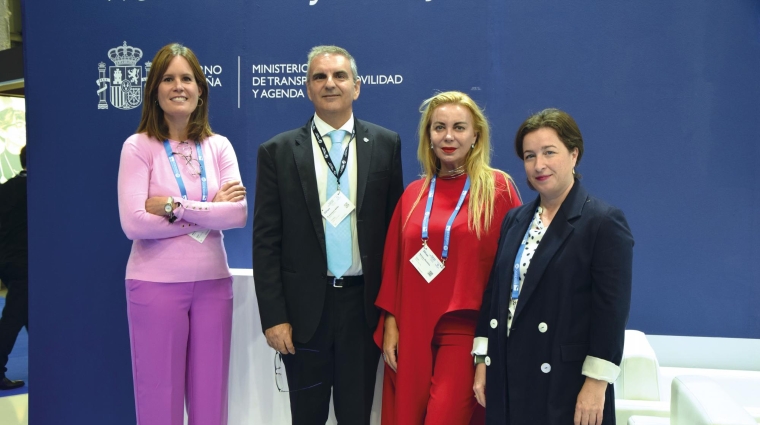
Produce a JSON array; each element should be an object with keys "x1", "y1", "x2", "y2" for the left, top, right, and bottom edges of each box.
[{"x1": 0, "y1": 394, "x2": 28, "y2": 425}]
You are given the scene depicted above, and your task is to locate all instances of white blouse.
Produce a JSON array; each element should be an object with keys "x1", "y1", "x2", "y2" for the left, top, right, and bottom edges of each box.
[{"x1": 507, "y1": 206, "x2": 547, "y2": 334}]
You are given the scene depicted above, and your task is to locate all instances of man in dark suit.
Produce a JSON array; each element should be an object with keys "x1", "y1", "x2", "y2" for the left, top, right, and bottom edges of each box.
[
  {"x1": 253, "y1": 45, "x2": 404, "y2": 424},
  {"x1": 0, "y1": 146, "x2": 28, "y2": 390}
]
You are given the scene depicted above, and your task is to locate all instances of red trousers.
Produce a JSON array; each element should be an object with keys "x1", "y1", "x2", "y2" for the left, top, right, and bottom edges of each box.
[{"x1": 381, "y1": 311, "x2": 485, "y2": 425}]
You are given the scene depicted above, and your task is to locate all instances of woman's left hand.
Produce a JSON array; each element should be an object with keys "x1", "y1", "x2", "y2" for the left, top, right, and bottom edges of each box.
[
  {"x1": 574, "y1": 377, "x2": 607, "y2": 425},
  {"x1": 145, "y1": 196, "x2": 173, "y2": 216},
  {"x1": 473, "y1": 363, "x2": 487, "y2": 407}
]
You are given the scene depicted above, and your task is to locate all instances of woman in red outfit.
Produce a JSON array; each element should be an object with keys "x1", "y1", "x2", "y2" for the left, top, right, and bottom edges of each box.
[{"x1": 374, "y1": 91, "x2": 521, "y2": 425}]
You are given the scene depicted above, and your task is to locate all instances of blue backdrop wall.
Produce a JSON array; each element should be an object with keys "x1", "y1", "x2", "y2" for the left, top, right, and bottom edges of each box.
[{"x1": 24, "y1": 0, "x2": 760, "y2": 423}]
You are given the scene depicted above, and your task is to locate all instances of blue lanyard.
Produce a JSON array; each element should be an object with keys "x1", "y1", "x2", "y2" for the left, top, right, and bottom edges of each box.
[
  {"x1": 163, "y1": 140, "x2": 208, "y2": 202},
  {"x1": 511, "y1": 208, "x2": 540, "y2": 300},
  {"x1": 421, "y1": 175, "x2": 471, "y2": 264}
]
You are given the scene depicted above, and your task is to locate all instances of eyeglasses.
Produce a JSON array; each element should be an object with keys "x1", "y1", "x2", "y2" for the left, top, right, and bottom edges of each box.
[
  {"x1": 274, "y1": 348, "x2": 323, "y2": 393},
  {"x1": 172, "y1": 142, "x2": 203, "y2": 177}
]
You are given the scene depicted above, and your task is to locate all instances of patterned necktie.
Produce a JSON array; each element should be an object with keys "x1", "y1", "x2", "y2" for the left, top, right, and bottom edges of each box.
[{"x1": 325, "y1": 129, "x2": 352, "y2": 278}]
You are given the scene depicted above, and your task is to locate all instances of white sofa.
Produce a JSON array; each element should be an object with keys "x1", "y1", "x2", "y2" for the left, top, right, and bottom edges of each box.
[
  {"x1": 627, "y1": 375, "x2": 756, "y2": 425},
  {"x1": 615, "y1": 330, "x2": 760, "y2": 425}
]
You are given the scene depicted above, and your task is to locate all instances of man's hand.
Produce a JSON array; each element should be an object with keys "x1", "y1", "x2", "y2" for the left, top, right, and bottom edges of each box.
[
  {"x1": 574, "y1": 376, "x2": 607, "y2": 425},
  {"x1": 265, "y1": 323, "x2": 295, "y2": 354},
  {"x1": 382, "y1": 314, "x2": 399, "y2": 372},
  {"x1": 473, "y1": 363, "x2": 486, "y2": 407}
]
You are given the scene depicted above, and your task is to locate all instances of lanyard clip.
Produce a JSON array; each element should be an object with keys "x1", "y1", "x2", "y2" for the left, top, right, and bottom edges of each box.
[{"x1": 421, "y1": 239, "x2": 427, "y2": 247}]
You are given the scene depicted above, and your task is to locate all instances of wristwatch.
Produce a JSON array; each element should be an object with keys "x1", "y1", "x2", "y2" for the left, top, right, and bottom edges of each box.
[
  {"x1": 165, "y1": 197, "x2": 178, "y2": 223},
  {"x1": 164, "y1": 197, "x2": 174, "y2": 215}
]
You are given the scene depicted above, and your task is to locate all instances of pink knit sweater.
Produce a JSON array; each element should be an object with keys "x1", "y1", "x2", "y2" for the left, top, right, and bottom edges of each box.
[{"x1": 117, "y1": 133, "x2": 247, "y2": 282}]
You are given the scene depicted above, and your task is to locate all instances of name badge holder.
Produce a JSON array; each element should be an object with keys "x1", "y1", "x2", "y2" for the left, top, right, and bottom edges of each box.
[
  {"x1": 312, "y1": 122, "x2": 357, "y2": 226},
  {"x1": 163, "y1": 139, "x2": 210, "y2": 243},
  {"x1": 321, "y1": 191, "x2": 354, "y2": 227},
  {"x1": 409, "y1": 175, "x2": 470, "y2": 283}
]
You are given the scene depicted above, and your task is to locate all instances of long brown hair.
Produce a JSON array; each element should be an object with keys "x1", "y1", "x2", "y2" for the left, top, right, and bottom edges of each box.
[{"x1": 136, "y1": 43, "x2": 212, "y2": 142}]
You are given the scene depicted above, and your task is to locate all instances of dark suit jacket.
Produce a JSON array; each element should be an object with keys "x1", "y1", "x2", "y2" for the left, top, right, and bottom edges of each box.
[
  {"x1": 253, "y1": 117, "x2": 404, "y2": 343},
  {"x1": 476, "y1": 180, "x2": 633, "y2": 425},
  {"x1": 0, "y1": 171, "x2": 28, "y2": 266}
]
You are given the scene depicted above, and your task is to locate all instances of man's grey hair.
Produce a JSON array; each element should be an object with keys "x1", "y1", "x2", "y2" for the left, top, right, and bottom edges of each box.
[{"x1": 306, "y1": 45, "x2": 360, "y2": 82}]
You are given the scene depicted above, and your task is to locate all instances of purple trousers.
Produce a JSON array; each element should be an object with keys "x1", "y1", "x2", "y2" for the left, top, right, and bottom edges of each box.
[{"x1": 126, "y1": 277, "x2": 233, "y2": 425}]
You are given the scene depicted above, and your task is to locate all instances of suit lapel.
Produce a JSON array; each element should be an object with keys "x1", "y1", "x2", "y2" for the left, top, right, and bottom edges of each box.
[
  {"x1": 498, "y1": 199, "x2": 539, "y2": 323},
  {"x1": 354, "y1": 119, "x2": 373, "y2": 214},
  {"x1": 513, "y1": 181, "x2": 588, "y2": 321},
  {"x1": 293, "y1": 119, "x2": 327, "y2": 262}
]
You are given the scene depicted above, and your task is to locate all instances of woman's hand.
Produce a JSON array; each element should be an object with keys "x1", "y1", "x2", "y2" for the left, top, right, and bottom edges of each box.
[
  {"x1": 145, "y1": 197, "x2": 173, "y2": 216},
  {"x1": 473, "y1": 363, "x2": 486, "y2": 407},
  {"x1": 213, "y1": 180, "x2": 246, "y2": 202},
  {"x1": 382, "y1": 314, "x2": 399, "y2": 372},
  {"x1": 574, "y1": 376, "x2": 607, "y2": 425}
]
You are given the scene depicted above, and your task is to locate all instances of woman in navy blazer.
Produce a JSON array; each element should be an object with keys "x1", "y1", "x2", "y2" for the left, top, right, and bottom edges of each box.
[{"x1": 472, "y1": 109, "x2": 633, "y2": 425}]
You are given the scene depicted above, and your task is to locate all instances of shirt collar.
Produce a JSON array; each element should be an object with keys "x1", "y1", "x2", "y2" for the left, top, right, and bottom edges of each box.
[{"x1": 313, "y1": 113, "x2": 354, "y2": 136}]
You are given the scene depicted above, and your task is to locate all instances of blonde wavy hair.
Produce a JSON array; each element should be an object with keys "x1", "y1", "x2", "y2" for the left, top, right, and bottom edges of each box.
[{"x1": 406, "y1": 91, "x2": 515, "y2": 239}]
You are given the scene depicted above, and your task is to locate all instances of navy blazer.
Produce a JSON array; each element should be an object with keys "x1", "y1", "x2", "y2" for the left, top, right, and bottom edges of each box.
[{"x1": 476, "y1": 180, "x2": 633, "y2": 425}]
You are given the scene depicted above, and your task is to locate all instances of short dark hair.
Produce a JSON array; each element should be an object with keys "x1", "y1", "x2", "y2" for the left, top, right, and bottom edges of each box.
[
  {"x1": 514, "y1": 108, "x2": 584, "y2": 178},
  {"x1": 19, "y1": 146, "x2": 26, "y2": 169}
]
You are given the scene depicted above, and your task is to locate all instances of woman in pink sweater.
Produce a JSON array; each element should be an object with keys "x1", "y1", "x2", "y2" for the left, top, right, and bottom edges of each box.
[{"x1": 117, "y1": 43, "x2": 247, "y2": 425}]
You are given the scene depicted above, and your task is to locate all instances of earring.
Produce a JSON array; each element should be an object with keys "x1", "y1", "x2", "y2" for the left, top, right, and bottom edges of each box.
[
  {"x1": 430, "y1": 143, "x2": 433, "y2": 149},
  {"x1": 572, "y1": 168, "x2": 576, "y2": 175},
  {"x1": 471, "y1": 144, "x2": 475, "y2": 149},
  {"x1": 198, "y1": 98, "x2": 204, "y2": 106}
]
